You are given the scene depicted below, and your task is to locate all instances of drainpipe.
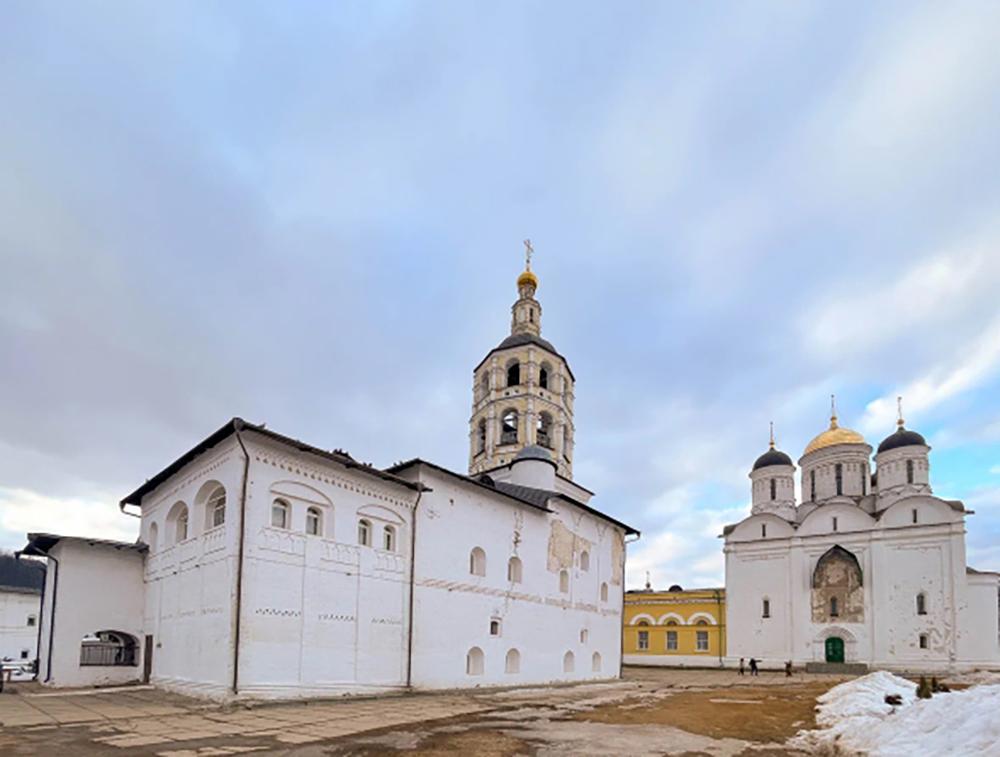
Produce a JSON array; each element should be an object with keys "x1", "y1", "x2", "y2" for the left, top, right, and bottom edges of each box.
[
  {"x1": 621, "y1": 533, "x2": 640, "y2": 678},
  {"x1": 404, "y1": 484, "x2": 426, "y2": 688},
  {"x1": 714, "y1": 588, "x2": 725, "y2": 668},
  {"x1": 231, "y1": 422, "x2": 251, "y2": 696},
  {"x1": 14, "y1": 554, "x2": 46, "y2": 680},
  {"x1": 27, "y1": 550, "x2": 60, "y2": 684}
]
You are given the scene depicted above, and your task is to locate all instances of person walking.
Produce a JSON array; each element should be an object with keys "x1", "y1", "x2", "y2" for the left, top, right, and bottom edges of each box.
[
  {"x1": 749, "y1": 657, "x2": 759, "y2": 676},
  {"x1": 785, "y1": 660, "x2": 793, "y2": 677},
  {"x1": 738, "y1": 657, "x2": 745, "y2": 676}
]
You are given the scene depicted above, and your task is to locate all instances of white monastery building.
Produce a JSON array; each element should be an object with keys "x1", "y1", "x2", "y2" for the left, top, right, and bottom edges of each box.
[
  {"x1": 724, "y1": 402, "x2": 1000, "y2": 672},
  {"x1": 21, "y1": 257, "x2": 637, "y2": 699},
  {"x1": 0, "y1": 555, "x2": 44, "y2": 669}
]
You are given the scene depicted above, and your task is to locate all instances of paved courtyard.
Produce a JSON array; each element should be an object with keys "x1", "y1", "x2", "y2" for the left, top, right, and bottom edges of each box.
[{"x1": 0, "y1": 668, "x2": 853, "y2": 755}]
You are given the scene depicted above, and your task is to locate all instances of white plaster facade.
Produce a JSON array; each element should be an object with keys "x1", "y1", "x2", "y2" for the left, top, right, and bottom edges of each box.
[
  {"x1": 725, "y1": 411, "x2": 1000, "y2": 672},
  {"x1": 0, "y1": 589, "x2": 41, "y2": 665}
]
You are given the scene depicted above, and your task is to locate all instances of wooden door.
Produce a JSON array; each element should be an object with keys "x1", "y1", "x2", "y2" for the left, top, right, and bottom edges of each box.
[{"x1": 142, "y1": 635, "x2": 153, "y2": 683}]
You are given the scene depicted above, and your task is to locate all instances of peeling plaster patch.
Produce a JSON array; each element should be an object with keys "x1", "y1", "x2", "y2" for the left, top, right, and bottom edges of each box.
[
  {"x1": 546, "y1": 520, "x2": 591, "y2": 572},
  {"x1": 611, "y1": 530, "x2": 624, "y2": 586}
]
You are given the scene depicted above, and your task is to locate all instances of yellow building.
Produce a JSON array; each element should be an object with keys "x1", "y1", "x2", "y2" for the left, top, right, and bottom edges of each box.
[{"x1": 623, "y1": 585, "x2": 726, "y2": 666}]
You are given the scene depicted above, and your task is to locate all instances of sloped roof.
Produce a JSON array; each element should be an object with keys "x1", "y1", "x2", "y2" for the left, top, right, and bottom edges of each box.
[{"x1": 0, "y1": 552, "x2": 45, "y2": 593}]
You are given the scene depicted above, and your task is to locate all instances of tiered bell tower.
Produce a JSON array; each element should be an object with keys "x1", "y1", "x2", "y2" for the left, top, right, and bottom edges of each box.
[{"x1": 469, "y1": 242, "x2": 576, "y2": 479}]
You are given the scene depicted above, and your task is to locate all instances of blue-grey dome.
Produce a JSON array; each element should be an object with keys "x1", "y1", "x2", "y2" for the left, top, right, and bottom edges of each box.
[
  {"x1": 877, "y1": 426, "x2": 927, "y2": 454},
  {"x1": 752, "y1": 447, "x2": 793, "y2": 471},
  {"x1": 514, "y1": 444, "x2": 554, "y2": 463}
]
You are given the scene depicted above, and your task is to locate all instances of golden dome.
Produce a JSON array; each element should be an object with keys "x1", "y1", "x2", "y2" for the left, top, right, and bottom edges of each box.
[
  {"x1": 803, "y1": 416, "x2": 867, "y2": 455},
  {"x1": 517, "y1": 269, "x2": 538, "y2": 289}
]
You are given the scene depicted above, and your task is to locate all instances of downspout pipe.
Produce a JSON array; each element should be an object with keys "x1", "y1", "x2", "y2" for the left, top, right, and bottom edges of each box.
[
  {"x1": 621, "y1": 533, "x2": 640, "y2": 679},
  {"x1": 714, "y1": 588, "x2": 725, "y2": 668},
  {"x1": 404, "y1": 484, "x2": 426, "y2": 688},
  {"x1": 232, "y1": 421, "x2": 251, "y2": 696},
  {"x1": 14, "y1": 554, "x2": 46, "y2": 680}
]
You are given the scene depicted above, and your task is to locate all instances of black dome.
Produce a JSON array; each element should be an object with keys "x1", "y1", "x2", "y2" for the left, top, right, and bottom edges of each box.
[
  {"x1": 877, "y1": 427, "x2": 927, "y2": 454},
  {"x1": 752, "y1": 448, "x2": 793, "y2": 470}
]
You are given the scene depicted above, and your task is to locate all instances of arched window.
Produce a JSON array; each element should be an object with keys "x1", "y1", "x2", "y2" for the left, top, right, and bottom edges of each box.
[
  {"x1": 563, "y1": 650, "x2": 575, "y2": 673},
  {"x1": 761, "y1": 523, "x2": 767, "y2": 538},
  {"x1": 507, "y1": 556, "x2": 522, "y2": 583},
  {"x1": 861, "y1": 466, "x2": 867, "y2": 495},
  {"x1": 907, "y1": 459, "x2": 915, "y2": 484},
  {"x1": 148, "y1": 522, "x2": 158, "y2": 553},
  {"x1": 489, "y1": 618, "x2": 501, "y2": 636},
  {"x1": 466, "y1": 647, "x2": 484, "y2": 676},
  {"x1": 579, "y1": 550, "x2": 590, "y2": 571},
  {"x1": 591, "y1": 651, "x2": 602, "y2": 672},
  {"x1": 916, "y1": 592, "x2": 927, "y2": 615},
  {"x1": 770, "y1": 478, "x2": 776, "y2": 501},
  {"x1": 832, "y1": 516, "x2": 839, "y2": 532},
  {"x1": 271, "y1": 499, "x2": 289, "y2": 529},
  {"x1": 666, "y1": 620, "x2": 678, "y2": 626},
  {"x1": 762, "y1": 598, "x2": 770, "y2": 618},
  {"x1": 580, "y1": 628, "x2": 589, "y2": 644},
  {"x1": 559, "y1": 569, "x2": 569, "y2": 593},
  {"x1": 636, "y1": 619, "x2": 650, "y2": 626},
  {"x1": 835, "y1": 463, "x2": 843, "y2": 496},
  {"x1": 506, "y1": 360, "x2": 520, "y2": 387},
  {"x1": 207, "y1": 485, "x2": 226, "y2": 529},
  {"x1": 305, "y1": 507, "x2": 322, "y2": 536},
  {"x1": 695, "y1": 619, "x2": 708, "y2": 626},
  {"x1": 505, "y1": 648, "x2": 520, "y2": 674},
  {"x1": 477, "y1": 418, "x2": 487, "y2": 453},
  {"x1": 539, "y1": 363, "x2": 550, "y2": 390},
  {"x1": 358, "y1": 519, "x2": 372, "y2": 547},
  {"x1": 537, "y1": 412, "x2": 553, "y2": 448},
  {"x1": 500, "y1": 409, "x2": 518, "y2": 445},
  {"x1": 600, "y1": 582, "x2": 608, "y2": 602},
  {"x1": 383, "y1": 525, "x2": 397, "y2": 552},
  {"x1": 167, "y1": 501, "x2": 189, "y2": 545},
  {"x1": 79, "y1": 630, "x2": 138, "y2": 667},
  {"x1": 480, "y1": 373, "x2": 489, "y2": 399},
  {"x1": 810, "y1": 470, "x2": 816, "y2": 501},
  {"x1": 830, "y1": 596, "x2": 839, "y2": 617},
  {"x1": 470, "y1": 547, "x2": 486, "y2": 576}
]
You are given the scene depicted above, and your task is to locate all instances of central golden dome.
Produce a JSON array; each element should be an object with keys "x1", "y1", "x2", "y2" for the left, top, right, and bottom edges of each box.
[
  {"x1": 517, "y1": 269, "x2": 538, "y2": 289},
  {"x1": 804, "y1": 416, "x2": 867, "y2": 455}
]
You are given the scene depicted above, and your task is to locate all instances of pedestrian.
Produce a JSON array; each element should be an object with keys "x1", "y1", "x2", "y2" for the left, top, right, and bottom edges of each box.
[
  {"x1": 738, "y1": 657, "x2": 745, "y2": 676},
  {"x1": 785, "y1": 660, "x2": 792, "y2": 677},
  {"x1": 749, "y1": 657, "x2": 759, "y2": 676}
]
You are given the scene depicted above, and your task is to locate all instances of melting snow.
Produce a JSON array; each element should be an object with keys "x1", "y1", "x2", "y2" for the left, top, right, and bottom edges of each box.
[{"x1": 792, "y1": 671, "x2": 1000, "y2": 756}]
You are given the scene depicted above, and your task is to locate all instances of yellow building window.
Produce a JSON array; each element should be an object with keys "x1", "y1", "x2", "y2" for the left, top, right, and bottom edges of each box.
[
  {"x1": 696, "y1": 630, "x2": 709, "y2": 651},
  {"x1": 638, "y1": 630, "x2": 649, "y2": 650},
  {"x1": 666, "y1": 631, "x2": 677, "y2": 651}
]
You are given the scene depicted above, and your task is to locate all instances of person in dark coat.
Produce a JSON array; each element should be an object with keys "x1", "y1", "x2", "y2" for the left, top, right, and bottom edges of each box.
[
  {"x1": 785, "y1": 660, "x2": 793, "y2": 677},
  {"x1": 738, "y1": 657, "x2": 745, "y2": 676},
  {"x1": 749, "y1": 657, "x2": 759, "y2": 676}
]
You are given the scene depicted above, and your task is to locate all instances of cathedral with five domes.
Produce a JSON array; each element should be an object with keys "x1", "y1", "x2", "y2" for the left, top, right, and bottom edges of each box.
[{"x1": 724, "y1": 400, "x2": 1000, "y2": 671}]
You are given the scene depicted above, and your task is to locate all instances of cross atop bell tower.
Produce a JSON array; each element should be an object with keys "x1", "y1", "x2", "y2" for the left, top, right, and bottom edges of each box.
[{"x1": 512, "y1": 240, "x2": 541, "y2": 337}]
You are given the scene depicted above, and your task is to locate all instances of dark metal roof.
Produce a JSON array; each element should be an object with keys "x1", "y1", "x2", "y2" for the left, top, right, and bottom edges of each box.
[
  {"x1": 513, "y1": 444, "x2": 556, "y2": 466},
  {"x1": 0, "y1": 552, "x2": 45, "y2": 593},
  {"x1": 877, "y1": 427, "x2": 928, "y2": 454},
  {"x1": 967, "y1": 566, "x2": 1000, "y2": 576},
  {"x1": 473, "y1": 333, "x2": 575, "y2": 380},
  {"x1": 387, "y1": 458, "x2": 638, "y2": 535},
  {"x1": 121, "y1": 418, "x2": 421, "y2": 507},
  {"x1": 20, "y1": 533, "x2": 147, "y2": 557},
  {"x1": 752, "y1": 448, "x2": 793, "y2": 471}
]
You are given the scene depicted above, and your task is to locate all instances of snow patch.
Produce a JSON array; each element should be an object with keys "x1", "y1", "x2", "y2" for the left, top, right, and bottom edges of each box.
[{"x1": 793, "y1": 671, "x2": 1000, "y2": 756}]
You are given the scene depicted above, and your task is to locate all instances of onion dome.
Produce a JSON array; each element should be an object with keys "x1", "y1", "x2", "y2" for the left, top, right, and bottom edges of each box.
[
  {"x1": 753, "y1": 447, "x2": 793, "y2": 470},
  {"x1": 804, "y1": 397, "x2": 866, "y2": 455},
  {"x1": 517, "y1": 269, "x2": 538, "y2": 289},
  {"x1": 877, "y1": 427, "x2": 926, "y2": 453}
]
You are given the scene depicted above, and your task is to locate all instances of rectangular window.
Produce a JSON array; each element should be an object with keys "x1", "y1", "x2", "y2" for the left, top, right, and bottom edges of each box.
[
  {"x1": 912, "y1": 508, "x2": 918, "y2": 524},
  {"x1": 20, "y1": 649, "x2": 29, "y2": 660},
  {"x1": 835, "y1": 463, "x2": 843, "y2": 495},
  {"x1": 696, "y1": 631, "x2": 709, "y2": 651},
  {"x1": 666, "y1": 631, "x2": 678, "y2": 651},
  {"x1": 770, "y1": 478, "x2": 776, "y2": 501},
  {"x1": 27, "y1": 615, "x2": 36, "y2": 627},
  {"x1": 832, "y1": 516, "x2": 838, "y2": 532},
  {"x1": 919, "y1": 634, "x2": 928, "y2": 649},
  {"x1": 761, "y1": 523, "x2": 767, "y2": 538},
  {"x1": 637, "y1": 631, "x2": 649, "y2": 650},
  {"x1": 907, "y1": 459, "x2": 915, "y2": 484},
  {"x1": 810, "y1": 470, "x2": 816, "y2": 501},
  {"x1": 861, "y1": 467, "x2": 866, "y2": 495},
  {"x1": 762, "y1": 599, "x2": 770, "y2": 618}
]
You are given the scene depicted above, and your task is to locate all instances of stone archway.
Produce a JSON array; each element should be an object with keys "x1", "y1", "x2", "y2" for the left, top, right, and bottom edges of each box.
[{"x1": 813, "y1": 626, "x2": 857, "y2": 663}]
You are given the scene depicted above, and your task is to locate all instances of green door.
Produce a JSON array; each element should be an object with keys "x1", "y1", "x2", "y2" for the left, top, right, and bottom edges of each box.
[{"x1": 825, "y1": 637, "x2": 845, "y2": 663}]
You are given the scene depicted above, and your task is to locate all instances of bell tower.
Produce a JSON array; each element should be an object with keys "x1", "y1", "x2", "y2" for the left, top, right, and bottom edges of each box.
[{"x1": 469, "y1": 242, "x2": 576, "y2": 479}]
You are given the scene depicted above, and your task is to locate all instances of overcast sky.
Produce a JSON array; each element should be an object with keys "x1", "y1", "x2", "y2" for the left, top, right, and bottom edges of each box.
[{"x1": 3, "y1": 1, "x2": 1000, "y2": 589}]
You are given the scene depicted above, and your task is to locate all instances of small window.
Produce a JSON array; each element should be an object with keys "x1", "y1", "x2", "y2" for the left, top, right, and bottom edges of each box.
[
  {"x1": 20, "y1": 649, "x2": 29, "y2": 660},
  {"x1": 537, "y1": 412, "x2": 553, "y2": 448},
  {"x1": 695, "y1": 619, "x2": 708, "y2": 626},
  {"x1": 830, "y1": 596, "x2": 839, "y2": 617},
  {"x1": 592, "y1": 651, "x2": 602, "y2": 672},
  {"x1": 770, "y1": 478, "x2": 776, "y2": 501},
  {"x1": 470, "y1": 547, "x2": 486, "y2": 576},
  {"x1": 835, "y1": 463, "x2": 843, "y2": 496},
  {"x1": 208, "y1": 486, "x2": 226, "y2": 528},
  {"x1": 358, "y1": 519, "x2": 372, "y2": 547},
  {"x1": 505, "y1": 648, "x2": 520, "y2": 674},
  {"x1": 383, "y1": 525, "x2": 396, "y2": 552},
  {"x1": 490, "y1": 619, "x2": 501, "y2": 636},
  {"x1": 305, "y1": 507, "x2": 322, "y2": 536},
  {"x1": 696, "y1": 631, "x2": 709, "y2": 651},
  {"x1": 27, "y1": 614, "x2": 37, "y2": 627},
  {"x1": 636, "y1": 619, "x2": 650, "y2": 626},
  {"x1": 501, "y1": 409, "x2": 519, "y2": 445},
  {"x1": 861, "y1": 467, "x2": 867, "y2": 495},
  {"x1": 907, "y1": 459, "x2": 915, "y2": 484},
  {"x1": 271, "y1": 500, "x2": 289, "y2": 529},
  {"x1": 761, "y1": 523, "x2": 767, "y2": 538},
  {"x1": 507, "y1": 556, "x2": 523, "y2": 583},
  {"x1": 177, "y1": 509, "x2": 189, "y2": 542},
  {"x1": 148, "y1": 522, "x2": 158, "y2": 553},
  {"x1": 563, "y1": 650, "x2": 575, "y2": 672},
  {"x1": 810, "y1": 470, "x2": 816, "y2": 501},
  {"x1": 919, "y1": 634, "x2": 928, "y2": 649},
  {"x1": 477, "y1": 418, "x2": 487, "y2": 453},
  {"x1": 580, "y1": 550, "x2": 590, "y2": 571},
  {"x1": 539, "y1": 365, "x2": 549, "y2": 389},
  {"x1": 580, "y1": 628, "x2": 589, "y2": 644},
  {"x1": 559, "y1": 569, "x2": 569, "y2": 593},
  {"x1": 912, "y1": 508, "x2": 919, "y2": 524},
  {"x1": 917, "y1": 593, "x2": 927, "y2": 615},
  {"x1": 832, "y1": 516, "x2": 839, "y2": 532},
  {"x1": 506, "y1": 361, "x2": 520, "y2": 387},
  {"x1": 480, "y1": 373, "x2": 489, "y2": 399},
  {"x1": 762, "y1": 599, "x2": 770, "y2": 618},
  {"x1": 600, "y1": 582, "x2": 609, "y2": 602},
  {"x1": 637, "y1": 630, "x2": 649, "y2": 650},
  {"x1": 666, "y1": 620, "x2": 678, "y2": 626},
  {"x1": 466, "y1": 647, "x2": 484, "y2": 676},
  {"x1": 666, "y1": 631, "x2": 678, "y2": 650}
]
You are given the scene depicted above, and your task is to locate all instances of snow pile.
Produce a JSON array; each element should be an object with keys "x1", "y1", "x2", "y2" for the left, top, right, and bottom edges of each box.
[{"x1": 792, "y1": 671, "x2": 1000, "y2": 756}]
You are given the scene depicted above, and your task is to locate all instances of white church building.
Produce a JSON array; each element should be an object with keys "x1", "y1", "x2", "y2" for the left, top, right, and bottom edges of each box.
[
  {"x1": 724, "y1": 403, "x2": 1000, "y2": 672},
  {"x1": 21, "y1": 259, "x2": 637, "y2": 700}
]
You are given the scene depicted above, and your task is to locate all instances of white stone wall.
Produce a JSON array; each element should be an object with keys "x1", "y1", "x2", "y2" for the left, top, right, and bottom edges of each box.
[
  {"x1": 38, "y1": 541, "x2": 144, "y2": 687},
  {"x1": 0, "y1": 589, "x2": 41, "y2": 664},
  {"x1": 405, "y1": 467, "x2": 623, "y2": 689}
]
